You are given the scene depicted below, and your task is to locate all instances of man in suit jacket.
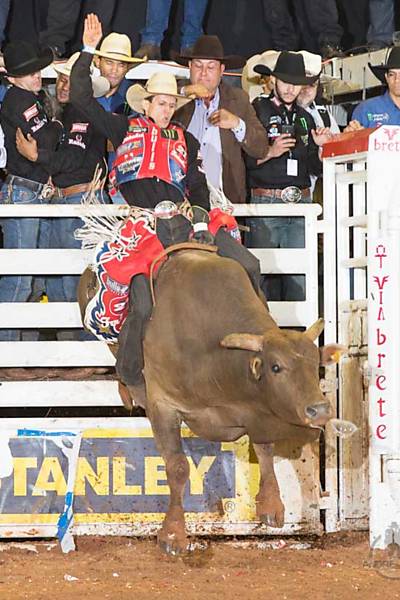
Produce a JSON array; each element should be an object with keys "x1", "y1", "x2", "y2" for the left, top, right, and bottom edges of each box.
[{"x1": 174, "y1": 35, "x2": 268, "y2": 204}]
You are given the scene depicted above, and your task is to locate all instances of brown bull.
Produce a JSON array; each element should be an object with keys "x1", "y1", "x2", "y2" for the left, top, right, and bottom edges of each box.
[{"x1": 134, "y1": 248, "x2": 341, "y2": 554}]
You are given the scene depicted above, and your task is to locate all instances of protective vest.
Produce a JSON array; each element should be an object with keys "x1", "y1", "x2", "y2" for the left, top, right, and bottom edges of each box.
[{"x1": 110, "y1": 116, "x2": 188, "y2": 196}]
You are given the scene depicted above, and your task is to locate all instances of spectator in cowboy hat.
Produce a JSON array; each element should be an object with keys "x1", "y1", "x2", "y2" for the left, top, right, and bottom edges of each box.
[
  {"x1": 241, "y1": 50, "x2": 280, "y2": 102},
  {"x1": 94, "y1": 32, "x2": 144, "y2": 114},
  {"x1": 347, "y1": 47, "x2": 400, "y2": 130},
  {"x1": 173, "y1": 35, "x2": 268, "y2": 204},
  {"x1": 245, "y1": 51, "x2": 332, "y2": 301},
  {"x1": 0, "y1": 40, "x2": 63, "y2": 341},
  {"x1": 91, "y1": 30, "x2": 145, "y2": 204},
  {"x1": 15, "y1": 51, "x2": 109, "y2": 341}
]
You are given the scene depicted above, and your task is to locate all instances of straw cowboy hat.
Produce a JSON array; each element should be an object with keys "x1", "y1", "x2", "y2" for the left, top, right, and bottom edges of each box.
[
  {"x1": 173, "y1": 35, "x2": 245, "y2": 69},
  {"x1": 95, "y1": 32, "x2": 143, "y2": 63},
  {"x1": 54, "y1": 52, "x2": 110, "y2": 98},
  {"x1": 126, "y1": 72, "x2": 191, "y2": 113},
  {"x1": 369, "y1": 46, "x2": 400, "y2": 83},
  {"x1": 253, "y1": 51, "x2": 320, "y2": 85},
  {"x1": 4, "y1": 40, "x2": 53, "y2": 77},
  {"x1": 241, "y1": 50, "x2": 280, "y2": 100}
]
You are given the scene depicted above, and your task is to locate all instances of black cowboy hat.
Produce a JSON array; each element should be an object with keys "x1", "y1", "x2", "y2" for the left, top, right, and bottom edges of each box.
[
  {"x1": 173, "y1": 35, "x2": 245, "y2": 70},
  {"x1": 3, "y1": 41, "x2": 53, "y2": 77},
  {"x1": 369, "y1": 46, "x2": 400, "y2": 83},
  {"x1": 253, "y1": 51, "x2": 320, "y2": 85}
]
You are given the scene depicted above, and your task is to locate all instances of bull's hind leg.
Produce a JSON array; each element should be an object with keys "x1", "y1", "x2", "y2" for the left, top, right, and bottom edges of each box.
[
  {"x1": 253, "y1": 442, "x2": 284, "y2": 528},
  {"x1": 147, "y1": 400, "x2": 190, "y2": 555}
]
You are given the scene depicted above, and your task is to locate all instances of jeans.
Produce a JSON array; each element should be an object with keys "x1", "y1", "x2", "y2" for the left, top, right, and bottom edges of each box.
[
  {"x1": 0, "y1": 0, "x2": 10, "y2": 46},
  {"x1": 246, "y1": 193, "x2": 311, "y2": 302},
  {"x1": 0, "y1": 182, "x2": 50, "y2": 341},
  {"x1": 368, "y1": 0, "x2": 394, "y2": 46},
  {"x1": 141, "y1": 0, "x2": 208, "y2": 49},
  {"x1": 46, "y1": 191, "x2": 99, "y2": 341},
  {"x1": 40, "y1": 0, "x2": 117, "y2": 54}
]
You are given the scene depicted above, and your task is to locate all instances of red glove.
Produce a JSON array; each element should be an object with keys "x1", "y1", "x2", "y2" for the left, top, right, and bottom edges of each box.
[{"x1": 208, "y1": 208, "x2": 241, "y2": 242}]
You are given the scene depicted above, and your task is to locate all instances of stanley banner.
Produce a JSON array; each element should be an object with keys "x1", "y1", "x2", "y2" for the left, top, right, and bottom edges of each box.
[
  {"x1": 0, "y1": 418, "x2": 321, "y2": 537},
  {"x1": 0, "y1": 418, "x2": 256, "y2": 535}
]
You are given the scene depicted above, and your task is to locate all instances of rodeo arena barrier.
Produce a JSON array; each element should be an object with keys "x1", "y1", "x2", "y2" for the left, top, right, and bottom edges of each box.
[{"x1": 0, "y1": 56, "x2": 399, "y2": 553}]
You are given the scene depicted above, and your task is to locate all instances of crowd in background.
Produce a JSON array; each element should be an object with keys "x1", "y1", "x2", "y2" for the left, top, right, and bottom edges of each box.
[
  {"x1": 0, "y1": 0, "x2": 399, "y2": 61},
  {"x1": 0, "y1": 1, "x2": 398, "y2": 355}
]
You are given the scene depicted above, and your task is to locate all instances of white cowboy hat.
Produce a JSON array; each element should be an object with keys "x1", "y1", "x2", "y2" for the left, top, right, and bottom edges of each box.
[
  {"x1": 94, "y1": 32, "x2": 143, "y2": 63},
  {"x1": 54, "y1": 52, "x2": 110, "y2": 98},
  {"x1": 126, "y1": 72, "x2": 191, "y2": 113},
  {"x1": 241, "y1": 50, "x2": 280, "y2": 101}
]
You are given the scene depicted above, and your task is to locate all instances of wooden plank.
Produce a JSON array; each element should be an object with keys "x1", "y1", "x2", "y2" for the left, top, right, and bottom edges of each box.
[
  {"x1": 0, "y1": 301, "x2": 314, "y2": 331},
  {"x1": 0, "y1": 303, "x2": 83, "y2": 328},
  {"x1": 233, "y1": 204, "x2": 322, "y2": 218},
  {"x1": 0, "y1": 341, "x2": 116, "y2": 367},
  {"x1": 252, "y1": 249, "x2": 312, "y2": 275},
  {"x1": 0, "y1": 380, "x2": 122, "y2": 407},
  {"x1": 338, "y1": 307, "x2": 369, "y2": 530},
  {"x1": 268, "y1": 301, "x2": 316, "y2": 328},
  {"x1": 0, "y1": 205, "x2": 129, "y2": 217},
  {"x1": 0, "y1": 249, "x2": 92, "y2": 274}
]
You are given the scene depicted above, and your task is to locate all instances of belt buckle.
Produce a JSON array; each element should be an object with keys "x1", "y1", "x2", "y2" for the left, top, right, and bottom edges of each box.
[
  {"x1": 281, "y1": 186, "x2": 302, "y2": 203},
  {"x1": 40, "y1": 182, "x2": 55, "y2": 200}
]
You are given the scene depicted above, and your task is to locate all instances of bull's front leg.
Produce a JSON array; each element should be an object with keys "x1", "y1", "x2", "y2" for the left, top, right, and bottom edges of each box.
[
  {"x1": 253, "y1": 442, "x2": 284, "y2": 528},
  {"x1": 147, "y1": 400, "x2": 190, "y2": 555}
]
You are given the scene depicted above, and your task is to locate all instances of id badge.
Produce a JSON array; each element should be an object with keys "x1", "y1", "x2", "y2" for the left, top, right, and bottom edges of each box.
[{"x1": 287, "y1": 158, "x2": 298, "y2": 176}]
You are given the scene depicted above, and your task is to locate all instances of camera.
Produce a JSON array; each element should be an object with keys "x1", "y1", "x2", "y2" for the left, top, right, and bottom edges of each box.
[{"x1": 281, "y1": 124, "x2": 295, "y2": 136}]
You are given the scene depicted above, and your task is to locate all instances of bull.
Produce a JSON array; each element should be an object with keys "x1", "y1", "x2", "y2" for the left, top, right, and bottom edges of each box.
[{"x1": 125, "y1": 246, "x2": 342, "y2": 554}]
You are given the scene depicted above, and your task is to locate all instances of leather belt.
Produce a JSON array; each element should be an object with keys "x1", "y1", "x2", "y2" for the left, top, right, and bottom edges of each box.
[
  {"x1": 55, "y1": 183, "x2": 91, "y2": 198},
  {"x1": 252, "y1": 187, "x2": 311, "y2": 199},
  {"x1": 6, "y1": 174, "x2": 46, "y2": 193}
]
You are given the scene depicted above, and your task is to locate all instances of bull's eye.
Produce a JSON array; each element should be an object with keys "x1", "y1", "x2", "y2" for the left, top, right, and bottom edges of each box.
[{"x1": 271, "y1": 364, "x2": 280, "y2": 373}]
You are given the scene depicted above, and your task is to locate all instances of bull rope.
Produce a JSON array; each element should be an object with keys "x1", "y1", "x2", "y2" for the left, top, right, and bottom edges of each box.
[{"x1": 149, "y1": 242, "x2": 218, "y2": 306}]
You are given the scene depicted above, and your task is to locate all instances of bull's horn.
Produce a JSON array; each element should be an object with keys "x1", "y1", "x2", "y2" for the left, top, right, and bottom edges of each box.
[
  {"x1": 304, "y1": 318, "x2": 324, "y2": 341},
  {"x1": 220, "y1": 333, "x2": 263, "y2": 352}
]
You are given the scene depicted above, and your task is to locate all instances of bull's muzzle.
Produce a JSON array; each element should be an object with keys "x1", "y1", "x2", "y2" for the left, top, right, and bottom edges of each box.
[{"x1": 305, "y1": 401, "x2": 331, "y2": 425}]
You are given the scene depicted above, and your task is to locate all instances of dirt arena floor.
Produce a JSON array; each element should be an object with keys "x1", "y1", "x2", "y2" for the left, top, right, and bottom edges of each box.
[{"x1": 1, "y1": 531, "x2": 399, "y2": 599}]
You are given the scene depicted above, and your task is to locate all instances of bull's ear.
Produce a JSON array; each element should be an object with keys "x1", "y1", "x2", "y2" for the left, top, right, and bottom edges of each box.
[
  {"x1": 320, "y1": 344, "x2": 347, "y2": 365},
  {"x1": 304, "y1": 318, "x2": 324, "y2": 341},
  {"x1": 220, "y1": 333, "x2": 263, "y2": 352},
  {"x1": 249, "y1": 356, "x2": 263, "y2": 381}
]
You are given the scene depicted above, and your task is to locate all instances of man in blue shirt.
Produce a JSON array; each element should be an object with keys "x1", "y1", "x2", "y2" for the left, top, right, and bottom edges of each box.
[
  {"x1": 94, "y1": 32, "x2": 143, "y2": 115},
  {"x1": 93, "y1": 31, "x2": 144, "y2": 203},
  {"x1": 349, "y1": 47, "x2": 400, "y2": 129}
]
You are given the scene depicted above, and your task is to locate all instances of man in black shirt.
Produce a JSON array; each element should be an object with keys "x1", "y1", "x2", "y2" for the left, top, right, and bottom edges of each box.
[
  {"x1": 246, "y1": 51, "x2": 331, "y2": 301},
  {"x1": 16, "y1": 52, "x2": 108, "y2": 340},
  {"x1": 0, "y1": 40, "x2": 62, "y2": 341}
]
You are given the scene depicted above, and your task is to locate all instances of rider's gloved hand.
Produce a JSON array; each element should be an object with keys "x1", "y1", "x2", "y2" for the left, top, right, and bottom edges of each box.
[{"x1": 190, "y1": 222, "x2": 215, "y2": 245}]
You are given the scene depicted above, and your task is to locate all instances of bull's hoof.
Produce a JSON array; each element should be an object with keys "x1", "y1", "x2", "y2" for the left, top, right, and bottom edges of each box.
[
  {"x1": 256, "y1": 496, "x2": 285, "y2": 528},
  {"x1": 259, "y1": 512, "x2": 284, "y2": 528},
  {"x1": 157, "y1": 531, "x2": 190, "y2": 556},
  {"x1": 127, "y1": 383, "x2": 147, "y2": 409},
  {"x1": 118, "y1": 381, "x2": 134, "y2": 410}
]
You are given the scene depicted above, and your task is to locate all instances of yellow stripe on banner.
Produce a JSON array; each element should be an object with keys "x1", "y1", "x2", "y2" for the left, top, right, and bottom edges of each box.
[
  {"x1": 82, "y1": 427, "x2": 198, "y2": 439},
  {"x1": 0, "y1": 512, "x2": 233, "y2": 525}
]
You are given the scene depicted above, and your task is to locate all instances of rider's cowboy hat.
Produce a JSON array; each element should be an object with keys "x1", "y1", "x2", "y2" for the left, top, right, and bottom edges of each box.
[
  {"x1": 126, "y1": 72, "x2": 191, "y2": 113},
  {"x1": 95, "y1": 32, "x2": 143, "y2": 63},
  {"x1": 4, "y1": 41, "x2": 53, "y2": 77},
  {"x1": 369, "y1": 46, "x2": 400, "y2": 83},
  {"x1": 173, "y1": 35, "x2": 245, "y2": 69},
  {"x1": 253, "y1": 51, "x2": 320, "y2": 85},
  {"x1": 54, "y1": 52, "x2": 110, "y2": 98}
]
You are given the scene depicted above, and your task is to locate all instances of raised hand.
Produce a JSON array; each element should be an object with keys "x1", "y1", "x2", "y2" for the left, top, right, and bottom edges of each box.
[{"x1": 83, "y1": 13, "x2": 103, "y2": 49}]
